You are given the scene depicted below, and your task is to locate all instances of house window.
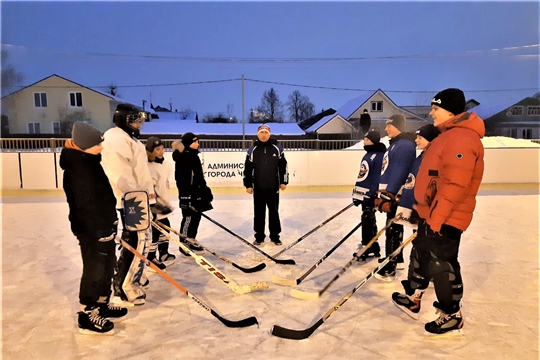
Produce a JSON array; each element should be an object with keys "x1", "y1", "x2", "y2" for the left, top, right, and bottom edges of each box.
[
  {"x1": 69, "y1": 92, "x2": 83, "y2": 107},
  {"x1": 522, "y1": 129, "x2": 532, "y2": 139},
  {"x1": 52, "y1": 122, "x2": 61, "y2": 134},
  {"x1": 371, "y1": 101, "x2": 383, "y2": 112},
  {"x1": 509, "y1": 106, "x2": 523, "y2": 116},
  {"x1": 510, "y1": 129, "x2": 517, "y2": 138},
  {"x1": 34, "y1": 93, "x2": 47, "y2": 107},
  {"x1": 527, "y1": 106, "x2": 540, "y2": 115},
  {"x1": 28, "y1": 122, "x2": 41, "y2": 134}
]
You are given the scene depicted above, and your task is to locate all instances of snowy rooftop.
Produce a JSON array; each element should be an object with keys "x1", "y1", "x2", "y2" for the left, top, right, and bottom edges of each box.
[
  {"x1": 140, "y1": 121, "x2": 306, "y2": 136},
  {"x1": 346, "y1": 136, "x2": 540, "y2": 149}
]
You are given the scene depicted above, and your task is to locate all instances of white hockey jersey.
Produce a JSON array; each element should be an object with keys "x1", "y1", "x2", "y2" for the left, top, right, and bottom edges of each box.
[
  {"x1": 101, "y1": 127, "x2": 155, "y2": 208},
  {"x1": 148, "y1": 159, "x2": 175, "y2": 220}
]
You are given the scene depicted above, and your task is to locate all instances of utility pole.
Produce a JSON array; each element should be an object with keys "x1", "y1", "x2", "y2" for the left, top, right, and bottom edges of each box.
[{"x1": 242, "y1": 74, "x2": 245, "y2": 145}]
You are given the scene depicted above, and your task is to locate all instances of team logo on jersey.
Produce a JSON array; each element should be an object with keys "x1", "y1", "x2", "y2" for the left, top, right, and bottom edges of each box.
[
  {"x1": 370, "y1": 154, "x2": 376, "y2": 161},
  {"x1": 381, "y1": 152, "x2": 389, "y2": 175},
  {"x1": 403, "y1": 173, "x2": 416, "y2": 190},
  {"x1": 358, "y1": 160, "x2": 369, "y2": 181}
]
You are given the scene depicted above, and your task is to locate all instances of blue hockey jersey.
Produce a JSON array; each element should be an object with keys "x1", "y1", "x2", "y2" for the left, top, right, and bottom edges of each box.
[
  {"x1": 395, "y1": 151, "x2": 423, "y2": 225},
  {"x1": 379, "y1": 134, "x2": 416, "y2": 195},
  {"x1": 352, "y1": 143, "x2": 387, "y2": 209}
]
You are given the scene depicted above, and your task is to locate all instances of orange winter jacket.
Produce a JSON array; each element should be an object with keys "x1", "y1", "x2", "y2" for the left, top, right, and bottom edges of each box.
[{"x1": 414, "y1": 112, "x2": 485, "y2": 232}]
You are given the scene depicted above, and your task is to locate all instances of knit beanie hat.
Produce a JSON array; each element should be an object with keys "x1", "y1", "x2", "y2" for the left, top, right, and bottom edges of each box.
[
  {"x1": 431, "y1": 88, "x2": 466, "y2": 116},
  {"x1": 258, "y1": 124, "x2": 271, "y2": 133},
  {"x1": 181, "y1": 132, "x2": 198, "y2": 147},
  {"x1": 416, "y1": 124, "x2": 441, "y2": 142},
  {"x1": 72, "y1": 122, "x2": 103, "y2": 150},
  {"x1": 364, "y1": 129, "x2": 380, "y2": 144},
  {"x1": 146, "y1": 136, "x2": 164, "y2": 152},
  {"x1": 385, "y1": 114, "x2": 406, "y2": 132}
]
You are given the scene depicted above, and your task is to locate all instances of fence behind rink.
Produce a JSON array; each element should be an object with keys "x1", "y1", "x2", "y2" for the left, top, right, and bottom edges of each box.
[{"x1": 1, "y1": 146, "x2": 539, "y2": 190}]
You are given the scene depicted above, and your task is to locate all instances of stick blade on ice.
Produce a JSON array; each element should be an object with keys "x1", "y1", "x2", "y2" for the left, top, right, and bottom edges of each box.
[
  {"x1": 271, "y1": 275, "x2": 297, "y2": 287},
  {"x1": 290, "y1": 288, "x2": 320, "y2": 300},
  {"x1": 271, "y1": 319, "x2": 324, "y2": 340}
]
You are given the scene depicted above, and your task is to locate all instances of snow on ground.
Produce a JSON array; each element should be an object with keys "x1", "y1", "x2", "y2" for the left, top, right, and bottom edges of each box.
[{"x1": 1, "y1": 191, "x2": 538, "y2": 359}]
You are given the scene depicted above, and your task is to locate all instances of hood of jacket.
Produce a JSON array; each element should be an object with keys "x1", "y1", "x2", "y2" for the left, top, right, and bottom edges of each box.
[{"x1": 438, "y1": 111, "x2": 485, "y2": 138}]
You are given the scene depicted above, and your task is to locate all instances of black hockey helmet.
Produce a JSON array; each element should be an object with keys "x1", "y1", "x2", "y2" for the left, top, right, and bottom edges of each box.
[{"x1": 113, "y1": 103, "x2": 146, "y2": 126}]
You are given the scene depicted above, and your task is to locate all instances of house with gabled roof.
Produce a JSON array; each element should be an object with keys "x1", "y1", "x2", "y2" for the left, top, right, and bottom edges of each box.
[
  {"x1": 305, "y1": 89, "x2": 428, "y2": 136},
  {"x1": 477, "y1": 92, "x2": 540, "y2": 139},
  {"x1": 0, "y1": 74, "x2": 138, "y2": 134}
]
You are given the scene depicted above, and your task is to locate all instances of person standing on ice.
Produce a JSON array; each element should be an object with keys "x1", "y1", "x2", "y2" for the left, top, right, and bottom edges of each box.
[
  {"x1": 172, "y1": 132, "x2": 213, "y2": 256},
  {"x1": 243, "y1": 124, "x2": 289, "y2": 246},
  {"x1": 351, "y1": 129, "x2": 386, "y2": 261},
  {"x1": 373, "y1": 114, "x2": 417, "y2": 281},
  {"x1": 101, "y1": 103, "x2": 155, "y2": 306},
  {"x1": 146, "y1": 136, "x2": 176, "y2": 270},
  {"x1": 391, "y1": 88, "x2": 485, "y2": 335},
  {"x1": 60, "y1": 122, "x2": 128, "y2": 335}
]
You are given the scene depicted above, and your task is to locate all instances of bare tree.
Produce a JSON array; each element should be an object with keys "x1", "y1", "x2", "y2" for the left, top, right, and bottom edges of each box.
[
  {"x1": 287, "y1": 90, "x2": 315, "y2": 123},
  {"x1": 57, "y1": 106, "x2": 92, "y2": 135},
  {"x1": 107, "y1": 83, "x2": 120, "y2": 97},
  {"x1": 1, "y1": 50, "x2": 25, "y2": 97},
  {"x1": 226, "y1": 102, "x2": 235, "y2": 119},
  {"x1": 255, "y1": 87, "x2": 284, "y2": 123}
]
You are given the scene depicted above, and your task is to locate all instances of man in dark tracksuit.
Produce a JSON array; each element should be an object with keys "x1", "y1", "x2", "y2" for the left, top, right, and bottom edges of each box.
[{"x1": 243, "y1": 124, "x2": 289, "y2": 246}]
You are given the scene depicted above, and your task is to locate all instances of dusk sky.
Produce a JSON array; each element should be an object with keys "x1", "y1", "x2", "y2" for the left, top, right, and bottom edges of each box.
[{"x1": 2, "y1": 1, "x2": 539, "y2": 120}]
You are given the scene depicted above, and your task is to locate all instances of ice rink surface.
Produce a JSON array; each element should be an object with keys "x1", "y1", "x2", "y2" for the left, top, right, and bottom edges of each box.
[{"x1": 2, "y1": 189, "x2": 538, "y2": 360}]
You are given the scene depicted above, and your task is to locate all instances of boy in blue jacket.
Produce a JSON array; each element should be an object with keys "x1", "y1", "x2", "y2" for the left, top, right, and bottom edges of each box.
[{"x1": 352, "y1": 130, "x2": 387, "y2": 260}]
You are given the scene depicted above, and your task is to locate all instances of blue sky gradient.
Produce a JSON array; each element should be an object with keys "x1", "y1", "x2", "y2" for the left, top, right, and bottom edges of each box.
[{"x1": 2, "y1": 1, "x2": 538, "y2": 120}]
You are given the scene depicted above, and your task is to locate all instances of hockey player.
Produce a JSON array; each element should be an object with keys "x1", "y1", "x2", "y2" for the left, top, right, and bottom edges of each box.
[
  {"x1": 373, "y1": 114, "x2": 417, "y2": 281},
  {"x1": 146, "y1": 136, "x2": 176, "y2": 270},
  {"x1": 60, "y1": 121, "x2": 127, "y2": 335},
  {"x1": 243, "y1": 124, "x2": 289, "y2": 246},
  {"x1": 101, "y1": 103, "x2": 155, "y2": 306},
  {"x1": 172, "y1": 132, "x2": 213, "y2": 256},
  {"x1": 351, "y1": 129, "x2": 387, "y2": 260},
  {"x1": 391, "y1": 88, "x2": 485, "y2": 335}
]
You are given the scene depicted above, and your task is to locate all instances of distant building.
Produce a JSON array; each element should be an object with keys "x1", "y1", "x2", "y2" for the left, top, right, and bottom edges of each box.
[
  {"x1": 477, "y1": 92, "x2": 540, "y2": 139},
  {"x1": 0, "y1": 74, "x2": 138, "y2": 134}
]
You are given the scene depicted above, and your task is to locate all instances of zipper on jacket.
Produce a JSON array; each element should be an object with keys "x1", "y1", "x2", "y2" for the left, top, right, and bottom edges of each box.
[{"x1": 429, "y1": 200, "x2": 438, "y2": 218}]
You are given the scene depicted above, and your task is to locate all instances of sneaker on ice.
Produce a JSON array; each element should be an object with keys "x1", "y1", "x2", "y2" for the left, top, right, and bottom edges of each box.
[
  {"x1": 147, "y1": 258, "x2": 167, "y2": 273},
  {"x1": 354, "y1": 242, "x2": 381, "y2": 261},
  {"x1": 253, "y1": 239, "x2": 264, "y2": 246},
  {"x1": 98, "y1": 303, "x2": 128, "y2": 320},
  {"x1": 78, "y1": 307, "x2": 114, "y2": 335},
  {"x1": 160, "y1": 253, "x2": 176, "y2": 267},
  {"x1": 271, "y1": 239, "x2": 282, "y2": 246},
  {"x1": 425, "y1": 304, "x2": 464, "y2": 335},
  {"x1": 374, "y1": 261, "x2": 396, "y2": 282}
]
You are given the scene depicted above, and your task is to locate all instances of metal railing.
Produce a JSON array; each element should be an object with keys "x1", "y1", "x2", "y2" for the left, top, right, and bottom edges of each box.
[{"x1": 0, "y1": 138, "x2": 361, "y2": 152}]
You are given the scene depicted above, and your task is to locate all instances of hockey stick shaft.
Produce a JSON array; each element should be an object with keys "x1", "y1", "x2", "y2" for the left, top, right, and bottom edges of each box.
[
  {"x1": 272, "y1": 203, "x2": 354, "y2": 258},
  {"x1": 198, "y1": 211, "x2": 296, "y2": 265},
  {"x1": 317, "y1": 213, "x2": 402, "y2": 296},
  {"x1": 152, "y1": 222, "x2": 268, "y2": 294},
  {"x1": 271, "y1": 232, "x2": 417, "y2": 339},
  {"x1": 118, "y1": 237, "x2": 258, "y2": 328},
  {"x1": 155, "y1": 220, "x2": 266, "y2": 273}
]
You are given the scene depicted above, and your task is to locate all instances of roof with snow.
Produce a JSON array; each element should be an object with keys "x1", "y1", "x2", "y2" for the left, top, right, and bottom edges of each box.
[{"x1": 140, "y1": 121, "x2": 305, "y2": 135}]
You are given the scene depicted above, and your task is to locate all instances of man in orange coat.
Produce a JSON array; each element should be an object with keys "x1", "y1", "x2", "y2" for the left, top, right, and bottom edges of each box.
[{"x1": 391, "y1": 88, "x2": 485, "y2": 335}]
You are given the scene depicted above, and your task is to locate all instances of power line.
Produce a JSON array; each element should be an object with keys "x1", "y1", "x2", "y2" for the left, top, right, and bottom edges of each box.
[
  {"x1": 2, "y1": 43, "x2": 538, "y2": 63},
  {"x1": 12, "y1": 76, "x2": 537, "y2": 94}
]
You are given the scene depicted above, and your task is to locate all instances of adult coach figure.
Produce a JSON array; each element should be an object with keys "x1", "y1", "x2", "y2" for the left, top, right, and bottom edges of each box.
[{"x1": 243, "y1": 124, "x2": 289, "y2": 246}]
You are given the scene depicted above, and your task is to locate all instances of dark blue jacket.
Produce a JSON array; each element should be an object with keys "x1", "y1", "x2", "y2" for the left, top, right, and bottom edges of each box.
[
  {"x1": 379, "y1": 133, "x2": 416, "y2": 194},
  {"x1": 396, "y1": 152, "x2": 423, "y2": 213},
  {"x1": 352, "y1": 143, "x2": 387, "y2": 209}
]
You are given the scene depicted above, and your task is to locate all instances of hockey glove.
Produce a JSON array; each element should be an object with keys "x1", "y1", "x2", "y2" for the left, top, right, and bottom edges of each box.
[
  {"x1": 151, "y1": 202, "x2": 173, "y2": 216},
  {"x1": 374, "y1": 190, "x2": 396, "y2": 213},
  {"x1": 352, "y1": 199, "x2": 362, "y2": 207}
]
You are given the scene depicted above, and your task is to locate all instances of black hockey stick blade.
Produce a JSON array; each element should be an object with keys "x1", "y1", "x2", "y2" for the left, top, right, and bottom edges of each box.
[
  {"x1": 212, "y1": 310, "x2": 259, "y2": 328},
  {"x1": 271, "y1": 257, "x2": 296, "y2": 265},
  {"x1": 232, "y1": 262, "x2": 267, "y2": 273},
  {"x1": 271, "y1": 319, "x2": 324, "y2": 340}
]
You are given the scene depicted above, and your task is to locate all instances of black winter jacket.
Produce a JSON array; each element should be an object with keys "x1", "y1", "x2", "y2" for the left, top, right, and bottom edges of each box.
[
  {"x1": 172, "y1": 147, "x2": 213, "y2": 211},
  {"x1": 60, "y1": 146, "x2": 118, "y2": 238},
  {"x1": 243, "y1": 138, "x2": 288, "y2": 190}
]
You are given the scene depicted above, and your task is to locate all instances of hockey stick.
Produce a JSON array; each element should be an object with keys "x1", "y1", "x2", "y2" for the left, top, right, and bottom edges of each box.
[
  {"x1": 155, "y1": 220, "x2": 266, "y2": 273},
  {"x1": 271, "y1": 221, "x2": 362, "y2": 287},
  {"x1": 290, "y1": 213, "x2": 402, "y2": 300},
  {"x1": 272, "y1": 203, "x2": 354, "y2": 258},
  {"x1": 152, "y1": 222, "x2": 269, "y2": 294},
  {"x1": 271, "y1": 232, "x2": 417, "y2": 339},
  {"x1": 198, "y1": 211, "x2": 296, "y2": 265},
  {"x1": 118, "y1": 237, "x2": 258, "y2": 328}
]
